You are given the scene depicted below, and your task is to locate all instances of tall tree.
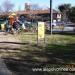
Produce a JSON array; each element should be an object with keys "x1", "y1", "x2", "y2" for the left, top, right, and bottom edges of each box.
[
  {"x1": 58, "y1": 4, "x2": 71, "y2": 22},
  {"x1": 68, "y1": 7, "x2": 75, "y2": 23}
]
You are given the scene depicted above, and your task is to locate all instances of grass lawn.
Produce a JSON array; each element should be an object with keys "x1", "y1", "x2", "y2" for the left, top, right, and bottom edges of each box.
[
  {"x1": 3, "y1": 33, "x2": 75, "y2": 75},
  {"x1": 18, "y1": 33, "x2": 75, "y2": 62},
  {"x1": 19, "y1": 32, "x2": 75, "y2": 46},
  {"x1": 15, "y1": 33, "x2": 75, "y2": 64}
]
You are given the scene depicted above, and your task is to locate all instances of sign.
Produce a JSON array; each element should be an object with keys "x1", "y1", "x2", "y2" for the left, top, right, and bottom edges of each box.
[
  {"x1": 57, "y1": 14, "x2": 61, "y2": 19},
  {"x1": 38, "y1": 22, "x2": 45, "y2": 40}
]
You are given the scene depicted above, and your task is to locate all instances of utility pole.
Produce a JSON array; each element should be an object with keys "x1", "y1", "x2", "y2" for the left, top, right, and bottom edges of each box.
[{"x1": 50, "y1": 0, "x2": 52, "y2": 35}]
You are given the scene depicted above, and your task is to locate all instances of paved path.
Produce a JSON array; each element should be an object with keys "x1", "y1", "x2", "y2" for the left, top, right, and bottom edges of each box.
[
  {"x1": 0, "y1": 32, "x2": 20, "y2": 75},
  {"x1": 0, "y1": 58, "x2": 12, "y2": 75}
]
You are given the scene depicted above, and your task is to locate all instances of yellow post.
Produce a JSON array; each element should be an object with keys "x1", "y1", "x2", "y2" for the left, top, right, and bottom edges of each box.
[
  {"x1": 1, "y1": 24, "x2": 5, "y2": 31},
  {"x1": 37, "y1": 22, "x2": 45, "y2": 44}
]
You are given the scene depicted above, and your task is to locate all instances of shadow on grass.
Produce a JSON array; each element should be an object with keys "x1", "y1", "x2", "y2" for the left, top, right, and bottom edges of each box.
[
  {"x1": 0, "y1": 42, "x2": 29, "y2": 45},
  {"x1": 1, "y1": 43, "x2": 75, "y2": 75},
  {"x1": 45, "y1": 44, "x2": 75, "y2": 62}
]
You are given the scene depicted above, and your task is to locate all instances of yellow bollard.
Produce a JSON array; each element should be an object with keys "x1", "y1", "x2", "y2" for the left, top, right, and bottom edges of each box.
[{"x1": 1, "y1": 24, "x2": 5, "y2": 31}]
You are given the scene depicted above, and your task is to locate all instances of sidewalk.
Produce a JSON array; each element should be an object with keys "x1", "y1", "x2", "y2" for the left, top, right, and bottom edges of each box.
[{"x1": 0, "y1": 58, "x2": 12, "y2": 75}]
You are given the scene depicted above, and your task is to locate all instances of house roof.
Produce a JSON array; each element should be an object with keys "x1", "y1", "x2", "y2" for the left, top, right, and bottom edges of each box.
[
  {"x1": 16, "y1": 9, "x2": 61, "y2": 15},
  {"x1": 0, "y1": 9, "x2": 61, "y2": 16}
]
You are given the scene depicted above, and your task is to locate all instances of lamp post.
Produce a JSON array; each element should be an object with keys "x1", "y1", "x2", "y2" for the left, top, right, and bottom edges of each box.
[{"x1": 50, "y1": 0, "x2": 52, "y2": 35}]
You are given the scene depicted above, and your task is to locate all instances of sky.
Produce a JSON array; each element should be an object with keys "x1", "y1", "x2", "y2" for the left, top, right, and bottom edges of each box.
[
  {"x1": 0, "y1": 0, "x2": 50, "y2": 10},
  {"x1": 0, "y1": 0, "x2": 75, "y2": 11}
]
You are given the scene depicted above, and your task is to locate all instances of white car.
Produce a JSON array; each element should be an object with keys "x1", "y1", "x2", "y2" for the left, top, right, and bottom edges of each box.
[{"x1": 63, "y1": 26, "x2": 75, "y2": 31}]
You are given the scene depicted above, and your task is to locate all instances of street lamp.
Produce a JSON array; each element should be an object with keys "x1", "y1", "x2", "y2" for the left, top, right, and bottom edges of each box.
[{"x1": 50, "y1": 0, "x2": 52, "y2": 35}]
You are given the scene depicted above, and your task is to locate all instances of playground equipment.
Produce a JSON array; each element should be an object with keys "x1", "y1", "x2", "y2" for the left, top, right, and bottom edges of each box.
[{"x1": 8, "y1": 13, "x2": 16, "y2": 26}]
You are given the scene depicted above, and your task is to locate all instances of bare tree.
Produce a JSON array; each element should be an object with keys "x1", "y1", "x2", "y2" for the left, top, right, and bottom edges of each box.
[
  {"x1": 3, "y1": 0, "x2": 14, "y2": 12},
  {"x1": 30, "y1": 4, "x2": 43, "y2": 21},
  {"x1": 31, "y1": 4, "x2": 42, "y2": 10},
  {"x1": 0, "y1": 6, "x2": 3, "y2": 13}
]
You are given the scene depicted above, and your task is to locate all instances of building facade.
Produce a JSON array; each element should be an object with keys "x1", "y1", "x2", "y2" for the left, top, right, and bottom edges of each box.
[{"x1": 0, "y1": 8, "x2": 61, "y2": 22}]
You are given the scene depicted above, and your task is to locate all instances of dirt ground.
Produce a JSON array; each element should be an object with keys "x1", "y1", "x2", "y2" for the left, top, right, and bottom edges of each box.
[
  {"x1": 0, "y1": 32, "x2": 21, "y2": 75},
  {"x1": 0, "y1": 32, "x2": 21, "y2": 57}
]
